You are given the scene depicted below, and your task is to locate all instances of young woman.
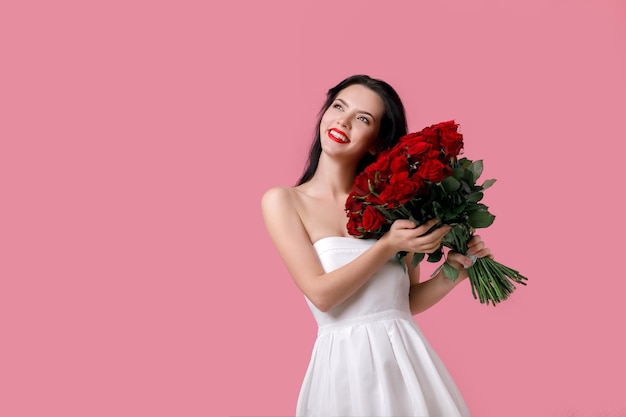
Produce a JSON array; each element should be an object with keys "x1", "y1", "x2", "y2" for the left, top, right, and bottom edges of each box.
[{"x1": 261, "y1": 74, "x2": 491, "y2": 416}]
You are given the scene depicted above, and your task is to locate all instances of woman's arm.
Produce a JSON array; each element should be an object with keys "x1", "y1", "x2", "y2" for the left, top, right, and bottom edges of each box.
[
  {"x1": 408, "y1": 236, "x2": 492, "y2": 315},
  {"x1": 261, "y1": 187, "x2": 449, "y2": 312}
]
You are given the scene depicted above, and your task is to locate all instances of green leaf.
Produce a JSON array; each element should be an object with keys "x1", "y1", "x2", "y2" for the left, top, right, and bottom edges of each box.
[
  {"x1": 462, "y1": 169, "x2": 475, "y2": 185},
  {"x1": 443, "y1": 263, "x2": 460, "y2": 281},
  {"x1": 412, "y1": 252, "x2": 425, "y2": 267},
  {"x1": 481, "y1": 178, "x2": 496, "y2": 190},
  {"x1": 441, "y1": 176, "x2": 461, "y2": 192},
  {"x1": 466, "y1": 192, "x2": 484, "y2": 203},
  {"x1": 427, "y1": 248, "x2": 443, "y2": 263},
  {"x1": 468, "y1": 160, "x2": 484, "y2": 182},
  {"x1": 466, "y1": 203, "x2": 489, "y2": 212},
  {"x1": 467, "y1": 210, "x2": 496, "y2": 228},
  {"x1": 452, "y1": 167, "x2": 465, "y2": 179},
  {"x1": 432, "y1": 201, "x2": 442, "y2": 213}
]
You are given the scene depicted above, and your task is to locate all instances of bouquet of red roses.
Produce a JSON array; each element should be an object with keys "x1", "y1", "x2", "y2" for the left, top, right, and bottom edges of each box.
[{"x1": 345, "y1": 120, "x2": 527, "y2": 306}]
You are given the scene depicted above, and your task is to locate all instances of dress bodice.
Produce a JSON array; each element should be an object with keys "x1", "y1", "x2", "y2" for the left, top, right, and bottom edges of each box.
[{"x1": 306, "y1": 237, "x2": 411, "y2": 329}]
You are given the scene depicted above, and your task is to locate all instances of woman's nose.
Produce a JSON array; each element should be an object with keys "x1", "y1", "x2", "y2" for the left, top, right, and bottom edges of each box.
[{"x1": 336, "y1": 115, "x2": 350, "y2": 128}]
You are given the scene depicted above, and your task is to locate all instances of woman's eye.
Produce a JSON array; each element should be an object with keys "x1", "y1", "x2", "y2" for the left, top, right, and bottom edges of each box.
[
  {"x1": 358, "y1": 116, "x2": 370, "y2": 125},
  {"x1": 333, "y1": 104, "x2": 343, "y2": 110}
]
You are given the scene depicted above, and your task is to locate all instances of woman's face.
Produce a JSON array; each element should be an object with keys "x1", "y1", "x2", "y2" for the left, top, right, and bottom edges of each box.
[{"x1": 319, "y1": 84, "x2": 385, "y2": 162}]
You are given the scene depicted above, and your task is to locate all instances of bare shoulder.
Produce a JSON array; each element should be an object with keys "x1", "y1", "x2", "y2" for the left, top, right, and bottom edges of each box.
[
  {"x1": 261, "y1": 185, "x2": 293, "y2": 204},
  {"x1": 261, "y1": 186, "x2": 297, "y2": 215},
  {"x1": 261, "y1": 186, "x2": 303, "y2": 229},
  {"x1": 261, "y1": 185, "x2": 312, "y2": 251}
]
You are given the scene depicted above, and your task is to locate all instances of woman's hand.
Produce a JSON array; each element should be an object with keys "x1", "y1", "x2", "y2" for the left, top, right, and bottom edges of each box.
[
  {"x1": 446, "y1": 235, "x2": 493, "y2": 279},
  {"x1": 382, "y1": 218, "x2": 451, "y2": 254}
]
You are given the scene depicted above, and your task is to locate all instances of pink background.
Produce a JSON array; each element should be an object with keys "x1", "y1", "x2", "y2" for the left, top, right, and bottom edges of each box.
[{"x1": 2, "y1": 0, "x2": 625, "y2": 416}]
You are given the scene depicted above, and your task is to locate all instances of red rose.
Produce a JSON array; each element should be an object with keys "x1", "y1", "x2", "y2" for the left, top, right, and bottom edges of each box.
[
  {"x1": 365, "y1": 153, "x2": 392, "y2": 175},
  {"x1": 362, "y1": 171, "x2": 386, "y2": 200},
  {"x1": 419, "y1": 127, "x2": 441, "y2": 149},
  {"x1": 346, "y1": 212, "x2": 364, "y2": 237},
  {"x1": 361, "y1": 205, "x2": 387, "y2": 233},
  {"x1": 398, "y1": 131, "x2": 423, "y2": 145},
  {"x1": 432, "y1": 120, "x2": 457, "y2": 131},
  {"x1": 353, "y1": 173, "x2": 371, "y2": 197},
  {"x1": 406, "y1": 141, "x2": 431, "y2": 159},
  {"x1": 365, "y1": 157, "x2": 393, "y2": 188},
  {"x1": 367, "y1": 188, "x2": 385, "y2": 206},
  {"x1": 417, "y1": 158, "x2": 452, "y2": 183},
  {"x1": 345, "y1": 194, "x2": 365, "y2": 214},
  {"x1": 390, "y1": 154, "x2": 409, "y2": 177},
  {"x1": 390, "y1": 170, "x2": 409, "y2": 184},
  {"x1": 416, "y1": 149, "x2": 443, "y2": 164},
  {"x1": 386, "y1": 144, "x2": 405, "y2": 160},
  {"x1": 379, "y1": 177, "x2": 423, "y2": 207},
  {"x1": 438, "y1": 122, "x2": 463, "y2": 158},
  {"x1": 410, "y1": 175, "x2": 426, "y2": 192},
  {"x1": 441, "y1": 131, "x2": 463, "y2": 158}
]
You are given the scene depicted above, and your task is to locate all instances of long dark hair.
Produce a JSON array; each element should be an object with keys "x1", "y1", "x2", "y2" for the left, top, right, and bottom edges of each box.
[{"x1": 296, "y1": 74, "x2": 408, "y2": 185}]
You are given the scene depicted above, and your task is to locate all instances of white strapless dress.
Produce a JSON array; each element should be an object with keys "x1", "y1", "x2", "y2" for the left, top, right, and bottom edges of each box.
[{"x1": 296, "y1": 237, "x2": 471, "y2": 417}]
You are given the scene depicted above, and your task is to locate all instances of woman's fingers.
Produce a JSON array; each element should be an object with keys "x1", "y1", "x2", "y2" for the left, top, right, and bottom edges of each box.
[
  {"x1": 411, "y1": 224, "x2": 450, "y2": 253},
  {"x1": 413, "y1": 218, "x2": 440, "y2": 236},
  {"x1": 391, "y1": 219, "x2": 418, "y2": 230},
  {"x1": 467, "y1": 235, "x2": 494, "y2": 259},
  {"x1": 390, "y1": 219, "x2": 442, "y2": 252},
  {"x1": 447, "y1": 251, "x2": 474, "y2": 270}
]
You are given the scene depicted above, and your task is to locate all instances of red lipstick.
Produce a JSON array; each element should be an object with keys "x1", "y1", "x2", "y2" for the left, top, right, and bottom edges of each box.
[{"x1": 328, "y1": 128, "x2": 350, "y2": 143}]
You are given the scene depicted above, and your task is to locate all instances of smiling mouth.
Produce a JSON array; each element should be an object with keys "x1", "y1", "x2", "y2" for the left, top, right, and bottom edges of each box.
[{"x1": 328, "y1": 129, "x2": 350, "y2": 143}]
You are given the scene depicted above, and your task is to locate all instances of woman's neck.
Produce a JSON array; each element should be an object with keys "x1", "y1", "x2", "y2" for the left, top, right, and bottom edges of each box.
[{"x1": 301, "y1": 156, "x2": 357, "y2": 200}]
